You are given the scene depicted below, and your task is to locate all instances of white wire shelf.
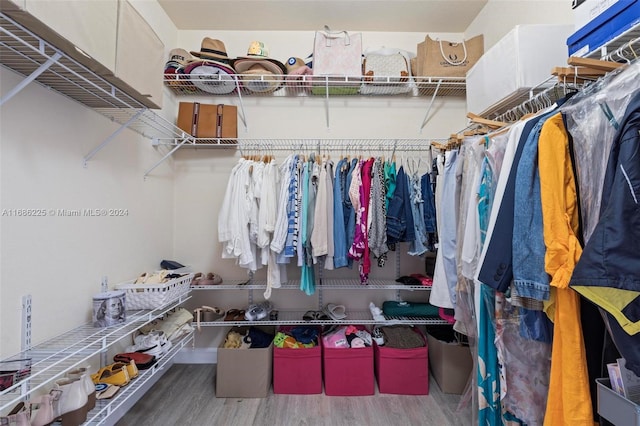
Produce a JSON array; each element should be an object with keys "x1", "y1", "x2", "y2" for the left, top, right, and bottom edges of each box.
[
  {"x1": 85, "y1": 332, "x2": 194, "y2": 425},
  {"x1": 0, "y1": 12, "x2": 188, "y2": 142},
  {"x1": 196, "y1": 310, "x2": 449, "y2": 327},
  {"x1": 164, "y1": 74, "x2": 466, "y2": 98},
  {"x1": 191, "y1": 278, "x2": 433, "y2": 291},
  {"x1": 0, "y1": 293, "x2": 191, "y2": 413},
  {"x1": 156, "y1": 137, "x2": 442, "y2": 152}
]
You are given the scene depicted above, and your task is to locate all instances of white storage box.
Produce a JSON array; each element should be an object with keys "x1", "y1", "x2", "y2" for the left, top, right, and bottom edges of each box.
[
  {"x1": 466, "y1": 25, "x2": 574, "y2": 117},
  {"x1": 115, "y1": 273, "x2": 193, "y2": 310}
]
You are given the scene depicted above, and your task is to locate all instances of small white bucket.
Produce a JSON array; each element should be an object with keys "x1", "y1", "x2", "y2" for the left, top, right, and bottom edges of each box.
[{"x1": 92, "y1": 290, "x2": 126, "y2": 328}]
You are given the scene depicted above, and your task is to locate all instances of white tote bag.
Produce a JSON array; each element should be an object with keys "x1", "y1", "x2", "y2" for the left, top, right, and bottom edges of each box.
[
  {"x1": 313, "y1": 25, "x2": 362, "y2": 82},
  {"x1": 360, "y1": 47, "x2": 415, "y2": 95}
]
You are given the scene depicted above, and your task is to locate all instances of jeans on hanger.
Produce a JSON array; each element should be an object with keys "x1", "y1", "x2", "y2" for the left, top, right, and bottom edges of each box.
[{"x1": 408, "y1": 172, "x2": 428, "y2": 256}]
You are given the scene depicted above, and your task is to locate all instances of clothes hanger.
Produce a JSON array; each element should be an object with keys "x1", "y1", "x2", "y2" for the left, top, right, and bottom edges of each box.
[
  {"x1": 567, "y1": 56, "x2": 625, "y2": 72},
  {"x1": 466, "y1": 112, "x2": 507, "y2": 129}
]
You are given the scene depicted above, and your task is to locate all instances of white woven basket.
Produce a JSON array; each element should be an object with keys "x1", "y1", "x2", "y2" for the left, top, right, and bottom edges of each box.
[{"x1": 115, "y1": 273, "x2": 193, "y2": 310}]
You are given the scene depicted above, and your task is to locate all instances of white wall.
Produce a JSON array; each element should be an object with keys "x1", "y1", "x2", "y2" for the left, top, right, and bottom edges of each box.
[
  {"x1": 0, "y1": 1, "x2": 180, "y2": 358},
  {"x1": 465, "y1": 0, "x2": 574, "y2": 49},
  {"x1": 0, "y1": 69, "x2": 176, "y2": 357}
]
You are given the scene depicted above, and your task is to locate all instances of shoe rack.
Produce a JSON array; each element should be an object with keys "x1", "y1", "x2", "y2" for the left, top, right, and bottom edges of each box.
[{"x1": 0, "y1": 291, "x2": 192, "y2": 425}]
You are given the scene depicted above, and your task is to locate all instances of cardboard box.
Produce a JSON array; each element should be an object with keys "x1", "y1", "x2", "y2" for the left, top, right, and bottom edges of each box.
[
  {"x1": 216, "y1": 342, "x2": 273, "y2": 398},
  {"x1": 374, "y1": 328, "x2": 429, "y2": 395},
  {"x1": 323, "y1": 345, "x2": 374, "y2": 396},
  {"x1": 426, "y1": 333, "x2": 473, "y2": 395},
  {"x1": 177, "y1": 102, "x2": 237, "y2": 139},
  {"x1": 273, "y1": 327, "x2": 322, "y2": 395}
]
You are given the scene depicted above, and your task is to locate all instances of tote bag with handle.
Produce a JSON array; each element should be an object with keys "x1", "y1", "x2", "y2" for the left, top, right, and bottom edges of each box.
[
  {"x1": 312, "y1": 25, "x2": 362, "y2": 93},
  {"x1": 417, "y1": 34, "x2": 484, "y2": 78},
  {"x1": 361, "y1": 47, "x2": 415, "y2": 95}
]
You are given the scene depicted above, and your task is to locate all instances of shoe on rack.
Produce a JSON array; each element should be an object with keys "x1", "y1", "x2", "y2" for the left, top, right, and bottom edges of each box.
[
  {"x1": 95, "y1": 383, "x2": 120, "y2": 400},
  {"x1": 110, "y1": 360, "x2": 139, "y2": 380},
  {"x1": 245, "y1": 301, "x2": 274, "y2": 321},
  {"x1": 67, "y1": 365, "x2": 96, "y2": 411},
  {"x1": 113, "y1": 352, "x2": 156, "y2": 370},
  {"x1": 126, "y1": 330, "x2": 171, "y2": 359},
  {"x1": 29, "y1": 388, "x2": 62, "y2": 426},
  {"x1": 52, "y1": 377, "x2": 89, "y2": 426},
  {"x1": 91, "y1": 364, "x2": 130, "y2": 387},
  {"x1": 0, "y1": 402, "x2": 30, "y2": 426}
]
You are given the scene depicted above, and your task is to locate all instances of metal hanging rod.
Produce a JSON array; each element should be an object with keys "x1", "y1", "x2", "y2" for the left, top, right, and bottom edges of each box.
[
  {"x1": 603, "y1": 36, "x2": 639, "y2": 63},
  {"x1": 492, "y1": 80, "x2": 583, "y2": 123},
  {"x1": 236, "y1": 138, "x2": 436, "y2": 154}
]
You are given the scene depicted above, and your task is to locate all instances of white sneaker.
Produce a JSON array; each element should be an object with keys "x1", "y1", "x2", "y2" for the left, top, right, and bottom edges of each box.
[{"x1": 126, "y1": 330, "x2": 170, "y2": 358}]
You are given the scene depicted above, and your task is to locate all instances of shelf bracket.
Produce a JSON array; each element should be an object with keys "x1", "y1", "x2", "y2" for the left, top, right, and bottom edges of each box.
[
  {"x1": 143, "y1": 136, "x2": 195, "y2": 179},
  {"x1": 234, "y1": 77, "x2": 248, "y2": 132},
  {"x1": 21, "y1": 295, "x2": 32, "y2": 351},
  {"x1": 0, "y1": 52, "x2": 62, "y2": 106},
  {"x1": 324, "y1": 79, "x2": 330, "y2": 130},
  {"x1": 419, "y1": 79, "x2": 442, "y2": 132},
  {"x1": 83, "y1": 109, "x2": 146, "y2": 167}
]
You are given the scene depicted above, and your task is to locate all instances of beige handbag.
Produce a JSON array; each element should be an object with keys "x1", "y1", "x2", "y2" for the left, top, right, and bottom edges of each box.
[{"x1": 416, "y1": 35, "x2": 484, "y2": 77}]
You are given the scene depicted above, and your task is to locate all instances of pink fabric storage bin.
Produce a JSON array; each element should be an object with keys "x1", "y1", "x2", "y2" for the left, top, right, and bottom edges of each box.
[
  {"x1": 273, "y1": 326, "x2": 322, "y2": 394},
  {"x1": 323, "y1": 339, "x2": 374, "y2": 396},
  {"x1": 374, "y1": 328, "x2": 429, "y2": 395}
]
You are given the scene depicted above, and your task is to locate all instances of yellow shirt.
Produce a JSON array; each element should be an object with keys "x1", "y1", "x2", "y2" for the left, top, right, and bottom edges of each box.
[{"x1": 539, "y1": 113, "x2": 595, "y2": 426}]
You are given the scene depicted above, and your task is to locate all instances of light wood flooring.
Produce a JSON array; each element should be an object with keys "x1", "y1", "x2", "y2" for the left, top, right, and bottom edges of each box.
[{"x1": 117, "y1": 364, "x2": 473, "y2": 426}]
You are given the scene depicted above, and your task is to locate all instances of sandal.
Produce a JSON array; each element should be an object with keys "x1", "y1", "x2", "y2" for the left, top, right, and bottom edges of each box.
[
  {"x1": 224, "y1": 309, "x2": 240, "y2": 321},
  {"x1": 95, "y1": 383, "x2": 120, "y2": 399},
  {"x1": 223, "y1": 309, "x2": 246, "y2": 322},
  {"x1": 324, "y1": 304, "x2": 347, "y2": 321},
  {"x1": 198, "y1": 272, "x2": 223, "y2": 285},
  {"x1": 190, "y1": 272, "x2": 203, "y2": 286},
  {"x1": 302, "y1": 310, "x2": 330, "y2": 321}
]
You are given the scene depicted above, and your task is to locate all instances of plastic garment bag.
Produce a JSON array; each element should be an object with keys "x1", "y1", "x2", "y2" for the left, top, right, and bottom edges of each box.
[{"x1": 562, "y1": 60, "x2": 640, "y2": 242}]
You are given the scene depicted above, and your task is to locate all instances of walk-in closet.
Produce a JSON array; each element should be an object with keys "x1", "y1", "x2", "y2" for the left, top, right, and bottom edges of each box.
[{"x1": 1, "y1": 1, "x2": 639, "y2": 425}]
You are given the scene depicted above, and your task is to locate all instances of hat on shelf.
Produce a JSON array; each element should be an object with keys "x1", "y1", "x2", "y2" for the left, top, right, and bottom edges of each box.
[
  {"x1": 233, "y1": 42, "x2": 286, "y2": 93},
  {"x1": 284, "y1": 57, "x2": 313, "y2": 91},
  {"x1": 164, "y1": 48, "x2": 195, "y2": 88},
  {"x1": 285, "y1": 57, "x2": 307, "y2": 74},
  {"x1": 183, "y1": 60, "x2": 238, "y2": 95},
  {"x1": 190, "y1": 37, "x2": 234, "y2": 64},
  {"x1": 165, "y1": 48, "x2": 194, "y2": 71}
]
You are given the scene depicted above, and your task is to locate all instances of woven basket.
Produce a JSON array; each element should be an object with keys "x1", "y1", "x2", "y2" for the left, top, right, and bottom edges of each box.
[{"x1": 115, "y1": 273, "x2": 193, "y2": 310}]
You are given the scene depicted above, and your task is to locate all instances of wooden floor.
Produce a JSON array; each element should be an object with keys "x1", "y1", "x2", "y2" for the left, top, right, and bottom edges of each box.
[{"x1": 117, "y1": 364, "x2": 473, "y2": 426}]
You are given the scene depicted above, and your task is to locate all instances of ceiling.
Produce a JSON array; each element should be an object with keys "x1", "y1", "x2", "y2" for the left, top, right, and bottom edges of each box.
[{"x1": 157, "y1": 0, "x2": 489, "y2": 32}]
